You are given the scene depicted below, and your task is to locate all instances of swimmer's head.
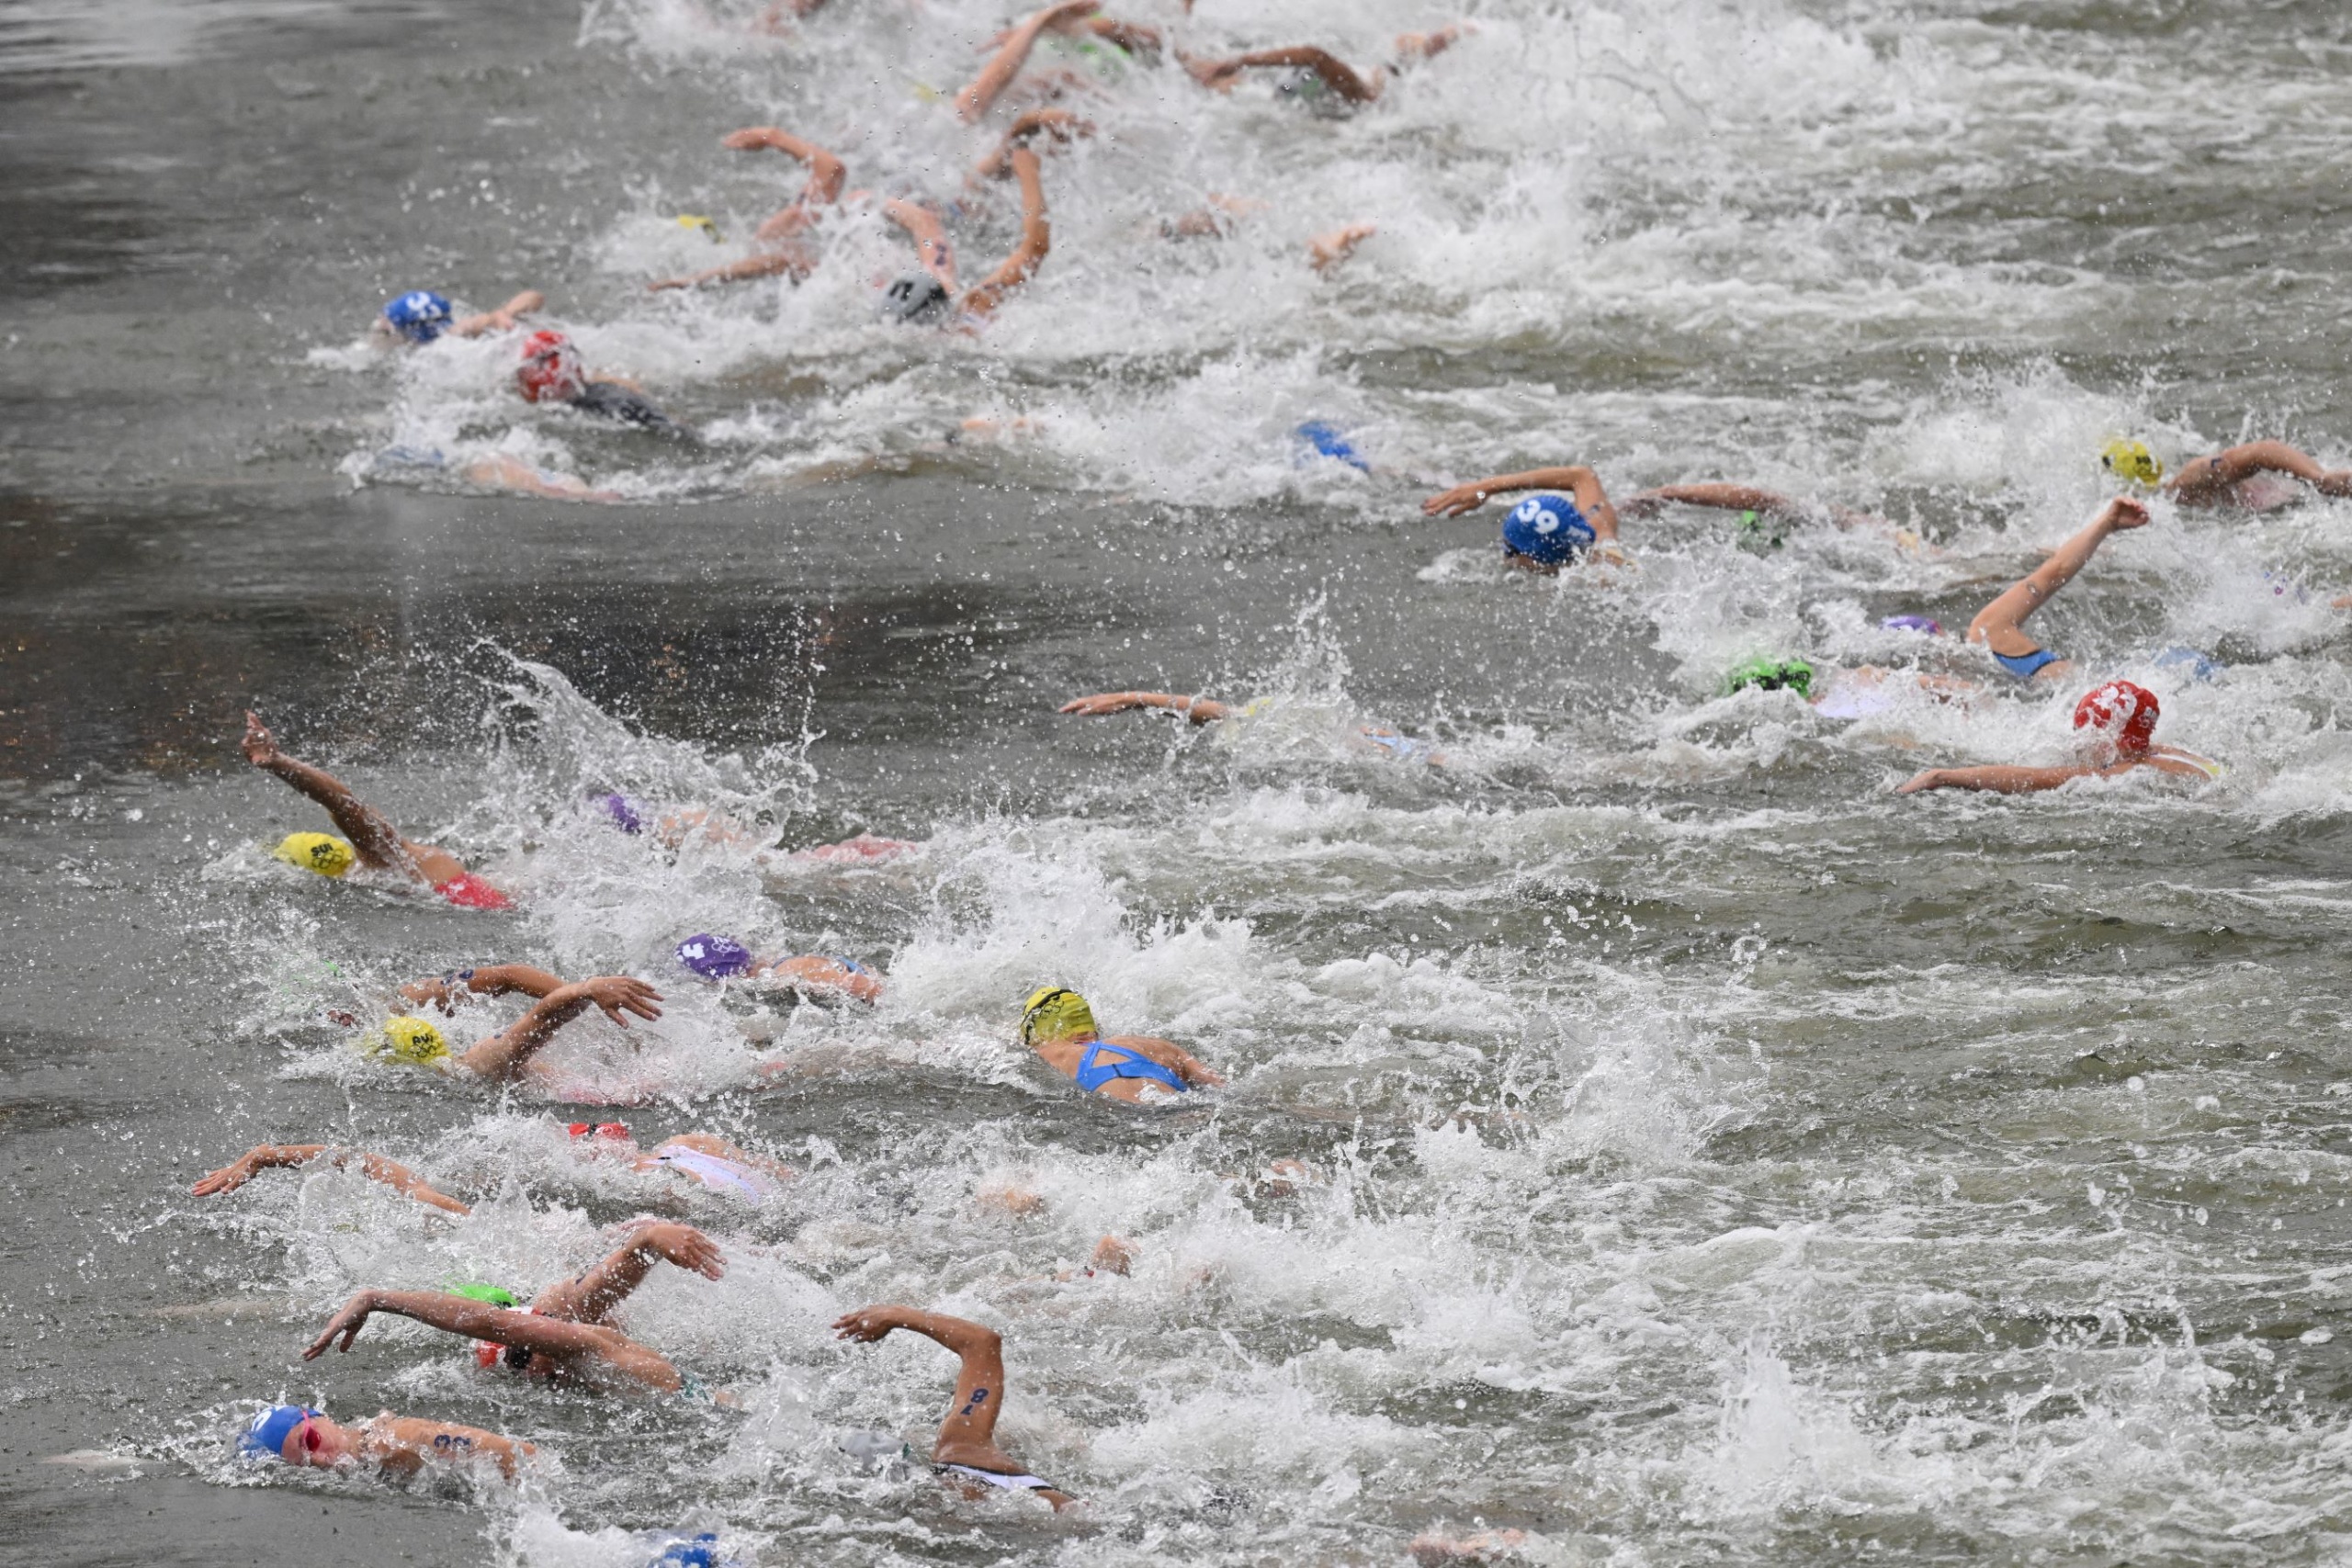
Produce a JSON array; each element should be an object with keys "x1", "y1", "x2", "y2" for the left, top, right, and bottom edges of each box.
[
  {"x1": 594, "y1": 792, "x2": 648, "y2": 835},
  {"x1": 1724, "y1": 656, "x2": 1815, "y2": 699},
  {"x1": 2100, "y1": 439, "x2": 2164, "y2": 488},
  {"x1": 880, "y1": 274, "x2": 952, "y2": 325},
  {"x1": 1020, "y1": 986, "x2": 1098, "y2": 1046},
  {"x1": 676, "y1": 933, "x2": 753, "y2": 980},
  {"x1": 272, "y1": 831, "x2": 355, "y2": 878},
  {"x1": 2074, "y1": 680, "x2": 2159, "y2": 754},
  {"x1": 240, "y1": 1404, "x2": 322, "y2": 1461},
  {"x1": 367, "y1": 1015, "x2": 450, "y2": 1067},
  {"x1": 1499, "y1": 493, "x2": 1595, "y2": 567},
  {"x1": 516, "y1": 330, "x2": 586, "y2": 403},
  {"x1": 1882, "y1": 615, "x2": 1942, "y2": 636},
  {"x1": 381, "y1": 290, "x2": 452, "y2": 344}
]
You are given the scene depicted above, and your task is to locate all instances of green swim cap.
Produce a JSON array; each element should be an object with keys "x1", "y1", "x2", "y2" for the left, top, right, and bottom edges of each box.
[
  {"x1": 1736, "y1": 509, "x2": 1785, "y2": 554},
  {"x1": 1020, "y1": 987, "x2": 1098, "y2": 1047},
  {"x1": 447, "y1": 1282, "x2": 518, "y2": 1307},
  {"x1": 1724, "y1": 656, "x2": 1815, "y2": 699}
]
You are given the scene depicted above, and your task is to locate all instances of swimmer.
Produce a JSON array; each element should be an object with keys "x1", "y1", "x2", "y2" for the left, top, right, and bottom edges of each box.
[
  {"x1": 831, "y1": 1305, "x2": 1077, "y2": 1509},
  {"x1": 370, "y1": 288, "x2": 543, "y2": 347},
  {"x1": 243, "y1": 710, "x2": 514, "y2": 910},
  {"x1": 303, "y1": 1221, "x2": 727, "y2": 1396},
  {"x1": 1419, "y1": 464, "x2": 1625, "y2": 572},
  {"x1": 1017, "y1": 986, "x2": 1223, "y2": 1102},
  {"x1": 1178, "y1": 25, "x2": 1465, "y2": 107},
  {"x1": 1057, "y1": 688, "x2": 1442, "y2": 761},
  {"x1": 345, "y1": 973, "x2": 662, "y2": 1084},
  {"x1": 648, "y1": 127, "x2": 845, "y2": 292},
  {"x1": 237, "y1": 1402, "x2": 532, "y2": 1481},
  {"x1": 1895, "y1": 680, "x2": 2219, "y2": 795},
  {"x1": 1723, "y1": 655, "x2": 1978, "y2": 721},
  {"x1": 674, "y1": 933, "x2": 885, "y2": 1003},
  {"x1": 590, "y1": 791, "x2": 919, "y2": 863},
  {"x1": 2104, "y1": 437, "x2": 2352, "y2": 512},
  {"x1": 880, "y1": 145, "x2": 1054, "y2": 328},
  {"x1": 1965, "y1": 497, "x2": 2149, "y2": 684},
  {"x1": 515, "y1": 331, "x2": 694, "y2": 438},
  {"x1": 194, "y1": 1122, "x2": 790, "y2": 1209}
]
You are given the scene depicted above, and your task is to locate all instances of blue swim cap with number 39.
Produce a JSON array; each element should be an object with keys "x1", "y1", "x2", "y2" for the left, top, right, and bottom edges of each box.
[
  {"x1": 1500, "y1": 493, "x2": 1595, "y2": 565},
  {"x1": 382, "y1": 290, "x2": 454, "y2": 344}
]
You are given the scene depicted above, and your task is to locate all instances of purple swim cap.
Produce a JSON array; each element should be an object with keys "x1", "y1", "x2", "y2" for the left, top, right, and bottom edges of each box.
[
  {"x1": 676, "y1": 933, "x2": 753, "y2": 979},
  {"x1": 1882, "y1": 615, "x2": 1942, "y2": 636},
  {"x1": 596, "y1": 793, "x2": 648, "y2": 835}
]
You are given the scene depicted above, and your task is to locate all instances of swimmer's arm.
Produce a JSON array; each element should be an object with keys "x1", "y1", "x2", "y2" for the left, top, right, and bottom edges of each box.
[
  {"x1": 1894, "y1": 764, "x2": 2092, "y2": 795},
  {"x1": 1616, "y1": 482, "x2": 1800, "y2": 519},
  {"x1": 2169, "y1": 440, "x2": 2352, "y2": 502},
  {"x1": 1183, "y1": 46, "x2": 1383, "y2": 102},
  {"x1": 834, "y1": 1306, "x2": 1012, "y2": 1455},
  {"x1": 1393, "y1": 25, "x2": 1467, "y2": 63},
  {"x1": 1421, "y1": 465, "x2": 1621, "y2": 539},
  {"x1": 882, "y1": 200, "x2": 959, "y2": 292},
  {"x1": 1966, "y1": 497, "x2": 2147, "y2": 652},
  {"x1": 189, "y1": 1144, "x2": 469, "y2": 1214},
  {"x1": 532, "y1": 1222, "x2": 724, "y2": 1325},
  {"x1": 1308, "y1": 223, "x2": 1376, "y2": 272},
  {"x1": 1058, "y1": 691, "x2": 1231, "y2": 723},
  {"x1": 400, "y1": 964, "x2": 567, "y2": 1010},
  {"x1": 366, "y1": 1416, "x2": 533, "y2": 1480},
  {"x1": 648, "y1": 251, "x2": 809, "y2": 292},
  {"x1": 720, "y1": 126, "x2": 848, "y2": 204},
  {"x1": 960, "y1": 147, "x2": 1048, "y2": 318},
  {"x1": 305, "y1": 1289, "x2": 618, "y2": 1360},
  {"x1": 957, "y1": 0, "x2": 1102, "y2": 122},
  {"x1": 973, "y1": 108, "x2": 1093, "y2": 181},
  {"x1": 455, "y1": 976, "x2": 662, "y2": 1081},
  {"x1": 448, "y1": 290, "x2": 543, "y2": 337}
]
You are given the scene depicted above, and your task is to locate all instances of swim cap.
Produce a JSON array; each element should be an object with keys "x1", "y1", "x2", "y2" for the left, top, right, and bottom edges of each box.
[
  {"x1": 1294, "y1": 421, "x2": 1371, "y2": 474},
  {"x1": 447, "y1": 1282, "x2": 519, "y2": 1307},
  {"x1": 382, "y1": 291, "x2": 452, "y2": 344},
  {"x1": 674, "y1": 214, "x2": 722, "y2": 242},
  {"x1": 1735, "y1": 509, "x2": 1785, "y2": 553},
  {"x1": 650, "y1": 1536, "x2": 725, "y2": 1568},
  {"x1": 240, "y1": 1404, "x2": 321, "y2": 1461},
  {"x1": 516, "y1": 330, "x2": 586, "y2": 404},
  {"x1": 1882, "y1": 615, "x2": 1943, "y2": 636},
  {"x1": 368, "y1": 1015, "x2": 450, "y2": 1066},
  {"x1": 676, "y1": 933, "x2": 753, "y2": 979},
  {"x1": 1724, "y1": 656, "x2": 1815, "y2": 699},
  {"x1": 881, "y1": 274, "x2": 951, "y2": 324},
  {"x1": 2073, "y1": 680, "x2": 2159, "y2": 754},
  {"x1": 2100, "y1": 439, "x2": 2164, "y2": 487},
  {"x1": 1020, "y1": 986, "x2": 1097, "y2": 1046},
  {"x1": 1499, "y1": 494, "x2": 1596, "y2": 566},
  {"x1": 566, "y1": 1121, "x2": 631, "y2": 1140},
  {"x1": 435, "y1": 874, "x2": 514, "y2": 911},
  {"x1": 2153, "y1": 646, "x2": 2223, "y2": 682},
  {"x1": 596, "y1": 792, "x2": 649, "y2": 834},
  {"x1": 273, "y1": 832, "x2": 355, "y2": 878}
]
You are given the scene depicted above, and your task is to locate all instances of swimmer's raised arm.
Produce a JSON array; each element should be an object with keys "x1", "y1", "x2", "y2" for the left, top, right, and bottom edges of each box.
[
  {"x1": 243, "y1": 712, "x2": 416, "y2": 878},
  {"x1": 448, "y1": 290, "x2": 543, "y2": 338},
  {"x1": 1421, "y1": 466, "x2": 1622, "y2": 539},
  {"x1": 974, "y1": 108, "x2": 1094, "y2": 181},
  {"x1": 1965, "y1": 497, "x2": 2147, "y2": 679},
  {"x1": 720, "y1": 125, "x2": 848, "y2": 206},
  {"x1": 191, "y1": 1145, "x2": 471, "y2": 1215},
  {"x1": 529, "y1": 1222, "x2": 725, "y2": 1325},
  {"x1": 399, "y1": 964, "x2": 566, "y2": 1011},
  {"x1": 833, "y1": 1304, "x2": 1069, "y2": 1502},
  {"x1": 1058, "y1": 691, "x2": 1231, "y2": 724},
  {"x1": 957, "y1": 0, "x2": 1102, "y2": 122},
  {"x1": 455, "y1": 976, "x2": 662, "y2": 1082},
  {"x1": 882, "y1": 199, "x2": 959, "y2": 292},
  {"x1": 1180, "y1": 46, "x2": 1384, "y2": 103},
  {"x1": 960, "y1": 147, "x2": 1049, "y2": 319}
]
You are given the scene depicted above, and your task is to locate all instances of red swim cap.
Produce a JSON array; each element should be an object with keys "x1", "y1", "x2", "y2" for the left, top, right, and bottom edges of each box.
[
  {"x1": 2073, "y1": 681, "x2": 2159, "y2": 753},
  {"x1": 474, "y1": 1339, "x2": 504, "y2": 1369},
  {"x1": 435, "y1": 874, "x2": 514, "y2": 911},
  {"x1": 516, "y1": 331, "x2": 584, "y2": 404}
]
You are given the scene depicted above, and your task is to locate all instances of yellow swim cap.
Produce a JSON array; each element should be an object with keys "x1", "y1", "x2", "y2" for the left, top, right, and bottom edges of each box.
[
  {"x1": 368, "y1": 1016, "x2": 450, "y2": 1067},
  {"x1": 2100, "y1": 439, "x2": 2164, "y2": 487},
  {"x1": 1020, "y1": 987, "x2": 1098, "y2": 1046},
  {"x1": 673, "y1": 214, "x2": 721, "y2": 243},
  {"x1": 273, "y1": 832, "x2": 355, "y2": 878}
]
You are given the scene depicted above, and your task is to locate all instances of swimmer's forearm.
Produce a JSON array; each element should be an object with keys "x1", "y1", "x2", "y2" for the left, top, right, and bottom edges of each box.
[
  {"x1": 1635, "y1": 482, "x2": 1798, "y2": 515},
  {"x1": 456, "y1": 989, "x2": 594, "y2": 1080},
  {"x1": 1898, "y1": 764, "x2": 2085, "y2": 795},
  {"x1": 356, "y1": 1154, "x2": 472, "y2": 1215},
  {"x1": 1231, "y1": 46, "x2": 1379, "y2": 102},
  {"x1": 449, "y1": 290, "x2": 542, "y2": 337},
  {"x1": 469, "y1": 964, "x2": 565, "y2": 998}
]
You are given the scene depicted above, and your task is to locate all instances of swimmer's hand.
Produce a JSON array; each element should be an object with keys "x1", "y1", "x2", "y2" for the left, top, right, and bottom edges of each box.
[
  {"x1": 2096, "y1": 496, "x2": 2153, "y2": 531},
  {"x1": 1421, "y1": 483, "x2": 1497, "y2": 517},
  {"x1": 241, "y1": 710, "x2": 280, "y2": 768},
  {"x1": 571, "y1": 976, "x2": 664, "y2": 1028},
  {"x1": 303, "y1": 1291, "x2": 382, "y2": 1359},
  {"x1": 192, "y1": 1145, "x2": 292, "y2": 1196},
  {"x1": 832, "y1": 1305, "x2": 912, "y2": 1343},
  {"x1": 622, "y1": 1220, "x2": 727, "y2": 1280},
  {"x1": 1308, "y1": 222, "x2": 1377, "y2": 273},
  {"x1": 1894, "y1": 770, "x2": 1947, "y2": 795}
]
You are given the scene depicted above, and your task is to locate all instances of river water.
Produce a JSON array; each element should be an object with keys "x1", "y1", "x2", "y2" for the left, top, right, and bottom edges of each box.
[{"x1": 7, "y1": 1, "x2": 2352, "y2": 1563}]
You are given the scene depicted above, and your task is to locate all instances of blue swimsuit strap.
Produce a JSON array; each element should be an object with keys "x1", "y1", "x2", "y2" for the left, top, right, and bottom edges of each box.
[
  {"x1": 1072, "y1": 1040, "x2": 1188, "y2": 1095},
  {"x1": 1990, "y1": 646, "x2": 2061, "y2": 680}
]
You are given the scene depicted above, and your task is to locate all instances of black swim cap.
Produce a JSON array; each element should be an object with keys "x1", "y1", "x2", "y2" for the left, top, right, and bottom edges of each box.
[{"x1": 882, "y1": 275, "x2": 952, "y2": 324}]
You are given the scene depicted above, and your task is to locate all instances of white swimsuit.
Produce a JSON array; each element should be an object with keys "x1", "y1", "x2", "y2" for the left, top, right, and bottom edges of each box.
[{"x1": 651, "y1": 1145, "x2": 781, "y2": 1202}]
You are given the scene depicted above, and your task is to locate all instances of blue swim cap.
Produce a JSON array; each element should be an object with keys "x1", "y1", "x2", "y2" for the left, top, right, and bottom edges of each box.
[
  {"x1": 240, "y1": 1404, "x2": 320, "y2": 1461},
  {"x1": 382, "y1": 290, "x2": 454, "y2": 344},
  {"x1": 676, "y1": 933, "x2": 753, "y2": 980},
  {"x1": 596, "y1": 792, "x2": 648, "y2": 835},
  {"x1": 1882, "y1": 614, "x2": 1942, "y2": 636},
  {"x1": 2153, "y1": 646, "x2": 2223, "y2": 682},
  {"x1": 1294, "y1": 421, "x2": 1371, "y2": 474},
  {"x1": 1500, "y1": 493, "x2": 1595, "y2": 565},
  {"x1": 650, "y1": 1536, "x2": 724, "y2": 1568}
]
